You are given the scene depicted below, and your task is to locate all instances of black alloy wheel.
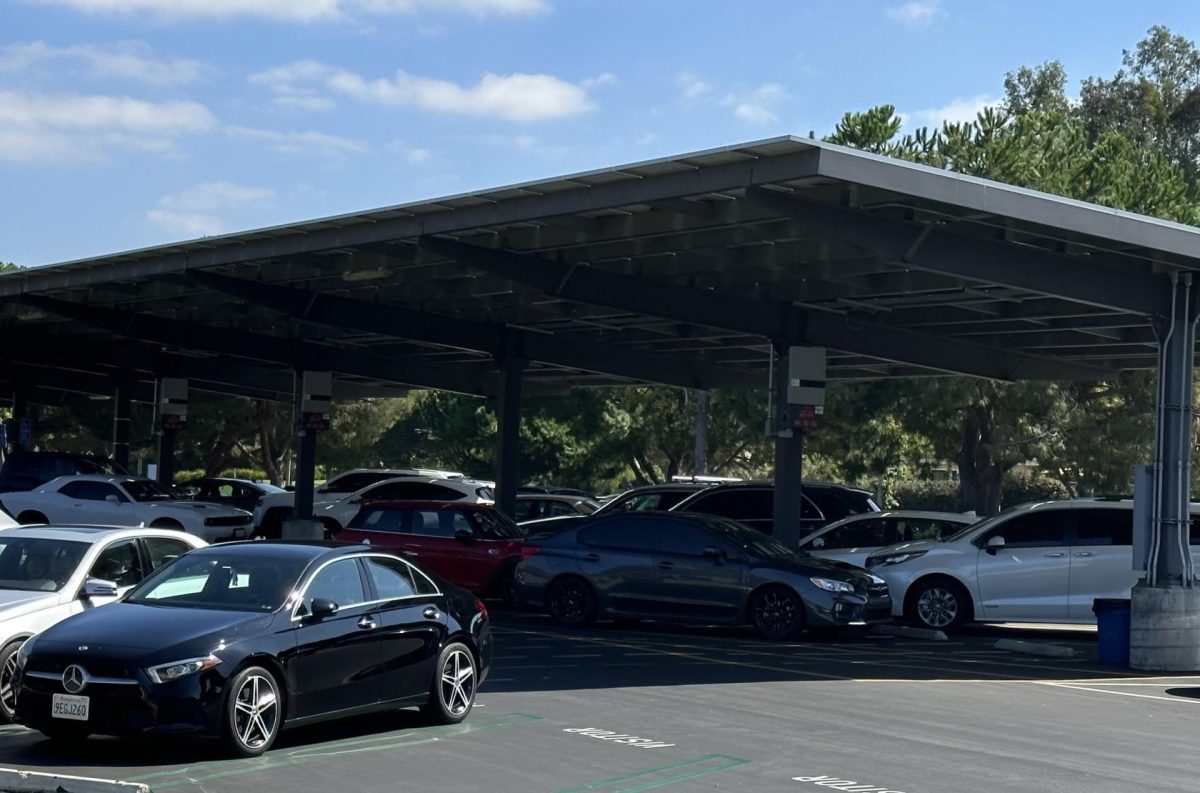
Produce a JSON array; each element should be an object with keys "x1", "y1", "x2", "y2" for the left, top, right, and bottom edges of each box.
[
  {"x1": 223, "y1": 666, "x2": 282, "y2": 758},
  {"x1": 750, "y1": 586, "x2": 806, "y2": 641},
  {"x1": 421, "y1": 642, "x2": 478, "y2": 725},
  {"x1": 547, "y1": 577, "x2": 597, "y2": 627}
]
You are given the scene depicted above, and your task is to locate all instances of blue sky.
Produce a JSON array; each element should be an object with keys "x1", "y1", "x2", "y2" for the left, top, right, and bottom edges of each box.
[{"x1": 3, "y1": 0, "x2": 1198, "y2": 266}]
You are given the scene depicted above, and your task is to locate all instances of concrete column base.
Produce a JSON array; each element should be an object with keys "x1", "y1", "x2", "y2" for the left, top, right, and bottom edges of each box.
[
  {"x1": 1130, "y1": 585, "x2": 1200, "y2": 671},
  {"x1": 281, "y1": 519, "x2": 324, "y2": 541}
]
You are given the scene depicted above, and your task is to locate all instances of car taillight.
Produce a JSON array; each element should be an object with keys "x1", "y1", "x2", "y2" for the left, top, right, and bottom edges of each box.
[
  {"x1": 520, "y1": 545, "x2": 541, "y2": 560},
  {"x1": 475, "y1": 598, "x2": 489, "y2": 620}
]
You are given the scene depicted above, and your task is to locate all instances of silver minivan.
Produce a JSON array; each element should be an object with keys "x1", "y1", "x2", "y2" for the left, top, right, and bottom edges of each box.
[{"x1": 864, "y1": 500, "x2": 1187, "y2": 630}]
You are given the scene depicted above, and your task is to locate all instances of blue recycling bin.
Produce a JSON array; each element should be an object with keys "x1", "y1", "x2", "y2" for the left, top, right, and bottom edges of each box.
[{"x1": 1092, "y1": 598, "x2": 1131, "y2": 666}]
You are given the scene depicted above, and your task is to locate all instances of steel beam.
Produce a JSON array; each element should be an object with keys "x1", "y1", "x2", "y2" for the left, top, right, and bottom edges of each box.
[
  {"x1": 16, "y1": 295, "x2": 491, "y2": 396},
  {"x1": 186, "y1": 270, "x2": 761, "y2": 390},
  {"x1": 745, "y1": 187, "x2": 1171, "y2": 316},
  {"x1": 418, "y1": 236, "x2": 1113, "y2": 381}
]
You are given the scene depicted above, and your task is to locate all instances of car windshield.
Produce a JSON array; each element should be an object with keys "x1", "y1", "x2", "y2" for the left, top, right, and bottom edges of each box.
[
  {"x1": 940, "y1": 504, "x2": 1027, "y2": 542},
  {"x1": 127, "y1": 550, "x2": 310, "y2": 612},
  {"x1": 122, "y1": 479, "x2": 177, "y2": 502},
  {"x1": 0, "y1": 537, "x2": 88, "y2": 592},
  {"x1": 704, "y1": 519, "x2": 797, "y2": 560},
  {"x1": 596, "y1": 490, "x2": 693, "y2": 515}
]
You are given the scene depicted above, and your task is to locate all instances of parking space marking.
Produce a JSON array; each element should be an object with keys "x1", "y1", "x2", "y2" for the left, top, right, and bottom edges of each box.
[
  {"x1": 129, "y1": 712, "x2": 541, "y2": 789},
  {"x1": 1036, "y1": 682, "x2": 1200, "y2": 704},
  {"x1": 551, "y1": 754, "x2": 749, "y2": 793}
]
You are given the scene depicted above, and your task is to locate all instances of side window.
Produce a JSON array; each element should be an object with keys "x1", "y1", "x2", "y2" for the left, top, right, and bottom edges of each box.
[
  {"x1": 547, "y1": 502, "x2": 577, "y2": 517},
  {"x1": 656, "y1": 522, "x2": 718, "y2": 557},
  {"x1": 349, "y1": 507, "x2": 406, "y2": 532},
  {"x1": 898, "y1": 519, "x2": 953, "y2": 542},
  {"x1": 579, "y1": 517, "x2": 659, "y2": 552},
  {"x1": 304, "y1": 559, "x2": 366, "y2": 609},
  {"x1": 217, "y1": 484, "x2": 236, "y2": 498},
  {"x1": 470, "y1": 510, "x2": 523, "y2": 539},
  {"x1": 90, "y1": 539, "x2": 145, "y2": 588},
  {"x1": 685, "y1": 491, "x2": 746, "y2": 519},
  {"x1": 368, "y1": 482, "x2": 466, "y2": 502},
  {"x1": 72, "y1": 482, "x2": 125, "y2": 502},
  {"x1": 990, "y1": 511, "x2": 1068, "y2": 548},
  {"x1": 514, "y1": 500, "x2": 536, "y2": 521},
  {"x1": 408, "y1": 510, "x2": 460, "y2": 538},
  {"x1": 58, "y1": 481, "x2": 83, "y2": 498},
  {"x1": 1075, "y1": 509, "x2": 1133, "y2": 546},
  {"x1": 364, "y1": 556, "x2": 417, "y2": 599},
  {"x1": 144, "y1": 537, "x2": 191, "y2": 571},
  {"x1": 820, "y1": 519, "x2": 888, "y2": 549}
]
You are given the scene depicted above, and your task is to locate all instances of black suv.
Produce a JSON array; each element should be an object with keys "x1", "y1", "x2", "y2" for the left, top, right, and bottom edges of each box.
[
  {"x1": 670, "y1": 481, "x2": 879, "y2": 539},
  {"x1": 0, "y1": 451, "x2": 127, "y2": 493}
]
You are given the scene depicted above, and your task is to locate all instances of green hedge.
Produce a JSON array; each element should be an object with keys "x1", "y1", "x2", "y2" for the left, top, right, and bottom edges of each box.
[
  {"x1": 892, "y1": 472, "x2": 1071, "y2": 513},
  {"x1": 172, "y1": 468, "x2": 270, "y2": 483}
]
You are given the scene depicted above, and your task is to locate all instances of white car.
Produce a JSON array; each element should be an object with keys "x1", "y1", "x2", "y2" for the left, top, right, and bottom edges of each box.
[
  {"x1": 252, "y1": 467, "x2": 465, "y2": 537},
  {"x1": 0, "y1": 525, "x2": 206, "y2": 721},
  {"x1": 864, "y1": 499, "x2": 1188, "y2": 630},
  {"x1": 0, "y1": 476, "x2": 252, "y2": 543},
  {"x1": 316, "y1": 477, "x2": 495, "y2": 534},
  {"x1": 799, "y1": 510, "x2": 977, "y2": 567}
]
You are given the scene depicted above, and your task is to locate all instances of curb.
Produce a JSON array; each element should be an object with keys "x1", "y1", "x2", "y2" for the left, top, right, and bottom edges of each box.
[
  {"x1": 994, "y1": 638, "x2": 1078, "y2": 659},
  {"x1": 0, "y1": 768, "x2": 151, "y2": 793},
  {"x1": 870, "y1": 623, "x2": 948, "y2": 642}
]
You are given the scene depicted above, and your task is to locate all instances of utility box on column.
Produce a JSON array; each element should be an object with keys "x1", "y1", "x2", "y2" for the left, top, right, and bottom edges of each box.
[
  {"x1": 300, "y1": 371, "x2": 332, "y2": 433},
  {"x1": 159, "y1": 378, "x2": 188, "y2": 430},
  {"x1": 787, "y1": 347, "x2": 826, "y2": 406}
]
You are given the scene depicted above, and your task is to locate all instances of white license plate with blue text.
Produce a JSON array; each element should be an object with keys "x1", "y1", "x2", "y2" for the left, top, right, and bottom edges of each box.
[{"x1": 51, "y1": 693, "x2": 89, "y2": 721}]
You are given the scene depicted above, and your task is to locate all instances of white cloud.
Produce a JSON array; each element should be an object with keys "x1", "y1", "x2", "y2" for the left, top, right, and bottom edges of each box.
[
  {"x1": 147, "y1": 181, "x2": 274, "y2": 237},
  {"x1": 885, "y1": 0, "x2": 940, "y2": 28},
  {"x1": 385, "y1": 139, "x2": 433, "y2": 163},
  {"x1": 582, "y1": 72, "x2": 617, "y2": 89},
  {"x1": 0, "y1": 40, "x2": 206, "y2": 85},
  {"x1": 0, "y1": 89, "x2": 215, "y2": 164},
  {"x1": 903, "y1": 94, "x2": 999, "y2": 129},
  {"x1": 677, "y1": 71, "x2": 711, "y2": 101},
  {"x1": 225, "y1": 125, "x2": 370, "y2": 157},
  {"x1": 25, "y1": 0, "x2": 546, "y2": 20},
  {"x1": 253, "y1": 61, "x2": 593, "y2": 121},
  {"x1": 722, "y1": 83, "x2": 787, "y2": 125}
]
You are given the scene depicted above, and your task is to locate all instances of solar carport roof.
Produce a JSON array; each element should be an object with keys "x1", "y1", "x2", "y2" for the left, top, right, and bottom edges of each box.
[{"x1": 3, "y1": 135, "x2": 1198, "y2": 404}]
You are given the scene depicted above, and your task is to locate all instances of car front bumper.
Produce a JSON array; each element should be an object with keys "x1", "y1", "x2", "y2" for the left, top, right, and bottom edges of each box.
[{"x1": 804, "y1": 590, "x2": 893, "y2": 628}]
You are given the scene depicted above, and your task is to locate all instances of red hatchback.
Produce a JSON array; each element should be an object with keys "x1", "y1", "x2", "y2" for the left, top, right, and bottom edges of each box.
[{"x1": 337, "y1": 500, "x2": 526, "y2": 602}]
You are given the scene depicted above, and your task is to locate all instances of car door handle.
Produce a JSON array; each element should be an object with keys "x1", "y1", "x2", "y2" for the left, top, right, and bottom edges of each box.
[
  {"x1": 657, "y1": 561, "x2": 674, "y2": 569},
  {"x1": 582, "y1": 553, "x2": 601, "y2": 562},
  {"x1": 423, "y1": 607, "x2": 441, "y2": 620},
  {"x1": 358, "y1": 616, "x2": 377, "y2": 630},
  {"x1": 1073, "y1": 552, "x2": 1095, "y2": 558},
  {"x1": 1042, "y1": 552, "x2": 1065, "y2": 558}
]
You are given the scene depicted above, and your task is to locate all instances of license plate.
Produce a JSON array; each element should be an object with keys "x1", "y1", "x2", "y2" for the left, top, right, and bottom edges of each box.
[{"x1": 51, "y1": 693, "x2": 89, "y2": 721}]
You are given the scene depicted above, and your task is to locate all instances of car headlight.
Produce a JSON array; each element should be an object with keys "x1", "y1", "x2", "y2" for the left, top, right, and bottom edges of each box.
[
  {"x1": 14, "y1": 635, "x2": 36, "y2": 672},
  {"x1": 867, "y1": 550, "x2": 929, "y2": 568},
  {"x1": 810, "y1": 577, "x2": 855, "y2": 593},
  {"x1": 145, "y1": 654, "x2": 222, "y2": 684}
]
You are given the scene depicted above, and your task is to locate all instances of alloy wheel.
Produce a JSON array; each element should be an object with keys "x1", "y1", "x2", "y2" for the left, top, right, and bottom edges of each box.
[
  {"x1": 438, "y1": 648, "x2": 476, "y2": 716},
  {"x1": 551, "y1": 581, "x2": 592, "y2": 624},
  {"x1": 753, "y1": 589, "x2": 799, "y2": 638},
  {"x1": 916, "y1": 586, "x2": 959, "y2": 628},
  {"x1": 0, "y1": 642, "x2": 21, "y2": 719},
  {"x1": 232, "y1": 673, "x2": 279, "y2": 751}
]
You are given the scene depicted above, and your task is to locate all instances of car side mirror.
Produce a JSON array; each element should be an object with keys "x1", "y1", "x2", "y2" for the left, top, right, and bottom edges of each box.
[
  {"x1": 812, "y1": 538, "x2": 826, "y2": 549},
  {"x1": 986, "y1": 535, "x2": 1006, "y2": 555},
  {"x1": 702, "y1": 546, "x2": 727, "y2": 564},
  {"x1": 83, "y1": 578, "x2": 119, "y2": 598},
  {"x1": 105, "y1": 494, "x2": 122, "y2": 505},
  {"x1": 455, "y1": 528, "x2": 475, "y2": 544},
  {"x1": 310, "y1": 598, "x2": 339, "y2": 619}
]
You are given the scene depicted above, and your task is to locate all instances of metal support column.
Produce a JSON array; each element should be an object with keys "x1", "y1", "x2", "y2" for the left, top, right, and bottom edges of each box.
[
  {"x1": 772, "y1": 342, "x2": 804, "y2": 548},
  {"x1": 694, "y1": 390, "x2": 710, "y2": 475},
  {"x1": 156, "y1": 429, "x2": 176, "y2": 486},
  {"x1": 494, "y1": 356, "x2": 525, "y2": 520},
  {"x1": 293, "y1": 372, "x2": 318, "y2": 522},
  {"x1": 113, "y1": 384, "x2": 132, "y2": 471},
  {"x1": 1132, "y1": 274, "x2": 1200, "y2": 670}
]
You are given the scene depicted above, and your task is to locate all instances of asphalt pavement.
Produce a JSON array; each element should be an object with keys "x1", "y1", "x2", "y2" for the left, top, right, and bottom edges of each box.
[{"x1": 3, "y1": 613, "x2": 1200, "y2": 793}]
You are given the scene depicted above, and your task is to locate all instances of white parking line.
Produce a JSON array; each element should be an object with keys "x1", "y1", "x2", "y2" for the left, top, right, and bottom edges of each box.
[{"x1": 1037, "y1": 682, "x2": 1200, "y2": 704}]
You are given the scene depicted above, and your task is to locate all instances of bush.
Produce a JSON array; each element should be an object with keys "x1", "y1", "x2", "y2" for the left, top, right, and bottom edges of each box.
[
  {"x1": 891, "y1": 480, "x2": 960, "y2": 512},
  {"x1": 1001, "y1": 470, "x2": 1071, "y2": 507}
]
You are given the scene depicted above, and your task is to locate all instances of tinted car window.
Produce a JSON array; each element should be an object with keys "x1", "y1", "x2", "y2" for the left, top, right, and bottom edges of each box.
[
  {"x1": 408, "y1": 510, "x2": 468, "y2": 538},
  {"x1": 0, "y1": 538, "x2": 88, "y2": 592},
  {"x1": 306, "y1": 558, "x2": 366, "y2": 608},
  {"x1": 579, "y1": 517, "x2": 660, "y2": 552},
  {"x1": 686, "y1": 490, "x2": 772, "y2": 520},
  {"x1": 367, "y1": 482, "x2": 467, "y2": 501},
  {"x1": 805, "y1": 489, "x2": 872, "y2": 521},
  {"x1": 514, "y1": 500, "x2": 537, "y2": 521},
  {"x1": 1075, "y1": 509, "x2": 1133, "y2": 546},
  {"x1": 470, "y1": 510, "x2": 523, "y2": 539},
  {"x1": 656, "y1": 521, "x2": 718, "y2": 557},
  {"x1": 144, "y1": 537, "x2": 191, "y2": 570},
  {"x1": 90, "y1": 538, "x2": 145, "y2": 588},
  {"x1": 364, "y1": 556, "x2": 417, "y2": 599},
  {"x1": 990, "y1": 511, "x2": 1069, "y2": 547},
  {"x1": 897, "y1": 518, "x2": 958, "y2": 542},
  {"x1": 61, "y1": 481, "x2": 125, "y2": 502},
  {"x1": 819, "y1": 519, "x2": 890, "y2": 549},
  {"x1": 323, "y1": 472, "x2": 398, "y2": 494}
]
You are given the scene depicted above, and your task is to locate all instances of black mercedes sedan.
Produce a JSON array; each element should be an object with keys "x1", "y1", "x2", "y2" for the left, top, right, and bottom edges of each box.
[
  {"x1": 14, "y1": 542, "x2": 492, "y2": 757},
  {"x1": 514, "y1": 511, "x2": 890, "y2": 640}
]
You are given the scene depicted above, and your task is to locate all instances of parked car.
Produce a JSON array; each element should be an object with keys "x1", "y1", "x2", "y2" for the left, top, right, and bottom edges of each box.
[
  {"x1": 253, "y1": 468, "x2": 467, "y2": 538},
  {"x1": 14, "y1": 541, "x2": 492, "y2": 756},
  {"x1": 864, "y1": 499, "x2": 1178, "y2": 630},
  {"x1": 175, "y1": 478, "x2": 287, "y2": 513},
  {"x1": 0, "y1": 525, "x2": 205, "y2": 722},
  {"x1": 799, "y1": 511, "x2": 977, "y2": 567},
  {"x1": 669, "y1": 481, "x2": 880, "y2": 538},
  {"x1": 316, "y1": 479, "x2": 495, "y2": 536},
  {"x1": 0, "y1": 452, "x2": 127, "y2": 494},
  {"x1": 518, "y1": 486, "x2": 595, "y2": 499},
  {"x1": 514, "y1": 511, "x2": 890, "y2": 640},
  {"x1": 596, "y1": 483, "x2": 715, "y2": 515},
  {"x1": 337, "y1": 500, "x2": 524, "y2": 603},
  {"x1": 0, "y1": 476, "x2": 252, "y2": 543},
  {"x1": 515, "y1": 494, "x2": 600, "y2": 523}
]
